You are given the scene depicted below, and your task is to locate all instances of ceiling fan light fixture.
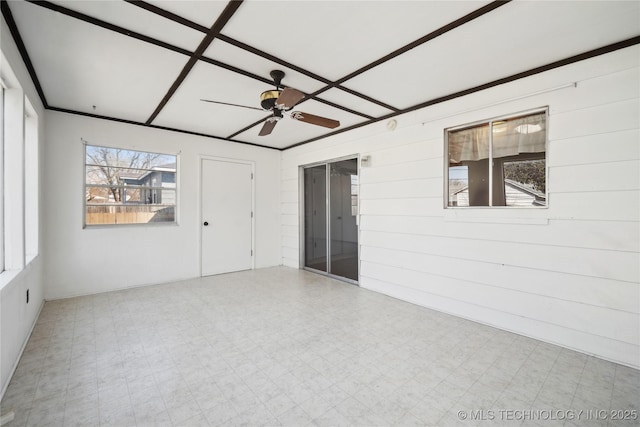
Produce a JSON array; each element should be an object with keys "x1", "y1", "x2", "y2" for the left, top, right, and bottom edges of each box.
[{"x1": 260, "y1": 90, "x2": 281, "y2": 110}]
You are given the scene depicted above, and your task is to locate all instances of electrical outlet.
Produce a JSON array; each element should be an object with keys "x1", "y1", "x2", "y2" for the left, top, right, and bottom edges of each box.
[{"x1": 26, "y1": 289, "x2": 29, "y2": 304}]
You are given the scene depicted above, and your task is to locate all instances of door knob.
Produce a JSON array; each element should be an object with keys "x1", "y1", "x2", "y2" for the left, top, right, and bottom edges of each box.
[{"x1": 203, "y1": 221, "x2": 209, "y2": 226}]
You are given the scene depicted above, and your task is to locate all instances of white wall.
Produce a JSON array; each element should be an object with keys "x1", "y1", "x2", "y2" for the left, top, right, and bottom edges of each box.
[
  {"x1": 281, "y1": 46, "x2": 640, "y2": 368},
  {"x1": 1, "y1": 17, "x2": 46, "y2": 396},
  {"x1": 44, "y1": 112, "x2": 281, "y2": 299}
]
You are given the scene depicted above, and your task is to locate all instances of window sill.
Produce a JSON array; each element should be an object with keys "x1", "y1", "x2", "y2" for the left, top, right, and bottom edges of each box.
[
  {"x1": 26, "y1": 253, "x2": 38, "y2": 266},
  {"x1": 0, "y1": 269, "x2": 22, "y2": 292},
  {"x1": 83, "y1": 221, "x2": 179, "y2": 230},
  {"x1": 443, "y1": 208, "x2": 549, "y2": 225},
  {"x1": 0, "y1": 255, "x2": 40, "y2": 291}
]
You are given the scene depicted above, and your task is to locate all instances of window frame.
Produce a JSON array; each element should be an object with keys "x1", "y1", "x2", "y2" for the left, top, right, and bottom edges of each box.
[
  {"x1": 444, "y1": 107, "x2": 549, "y2": 209},
  {"x1": 83, "y1": 143, "x2": 179, "y2": 228},
  {"x1": 24, "y1": 97, "x2": 39, "y2": 263}
]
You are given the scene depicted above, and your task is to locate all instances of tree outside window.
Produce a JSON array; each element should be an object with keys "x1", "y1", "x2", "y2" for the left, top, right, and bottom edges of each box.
[{"x1": 84, "y1": 145, "x2": 177, "y2": 225}]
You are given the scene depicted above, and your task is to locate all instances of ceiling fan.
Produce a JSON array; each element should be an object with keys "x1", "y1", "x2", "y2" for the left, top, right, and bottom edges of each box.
[{"x1": 201, "y1": 70, "x2": 340, "y2": 136}]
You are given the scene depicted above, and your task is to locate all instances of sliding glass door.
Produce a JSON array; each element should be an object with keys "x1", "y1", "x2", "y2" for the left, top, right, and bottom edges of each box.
[
  {"x1": 329, "y1": 159, "x2": 358, "y2": 281},
  {"x1": 303, "y1": 158, "x2": 358, "y2": 283},
  {"x1": 303, "y1": 165, "x2": 327, "y2": 272}
]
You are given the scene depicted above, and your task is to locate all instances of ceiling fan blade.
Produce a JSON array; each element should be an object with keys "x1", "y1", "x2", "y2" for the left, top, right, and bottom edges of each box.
[
  {"x1": 290, "y1": 111, "x2": 340, "y2": 129},
  {"x1": 275, "y1": 88, "x2": 305, "y2": 109},
  {"x1": 259, "y1": 118, "x2": 278, "y2": 136},
  {"x1": 200, "y1": 99, "x2": 263, "y2": 111}
]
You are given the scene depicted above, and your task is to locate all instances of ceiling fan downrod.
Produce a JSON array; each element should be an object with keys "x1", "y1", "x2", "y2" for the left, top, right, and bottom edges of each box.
[{"x1": 270, "y1": 69, "x2": 285, "y2": 90}]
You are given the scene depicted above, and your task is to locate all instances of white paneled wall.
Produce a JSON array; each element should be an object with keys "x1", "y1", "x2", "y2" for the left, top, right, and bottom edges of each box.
[{"x1": 281, "y1": 46, "x2": 640, "y2": 368}]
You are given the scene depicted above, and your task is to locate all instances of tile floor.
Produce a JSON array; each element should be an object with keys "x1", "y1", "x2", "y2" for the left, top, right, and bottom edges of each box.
[{"x1": 1, "y1": 267, "x2": 638, "y2": 427}]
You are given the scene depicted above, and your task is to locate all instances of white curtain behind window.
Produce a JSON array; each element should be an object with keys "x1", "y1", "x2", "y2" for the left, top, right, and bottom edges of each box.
[{"x1": 448, "y1": 112, "x2": 545, "y2": 162}]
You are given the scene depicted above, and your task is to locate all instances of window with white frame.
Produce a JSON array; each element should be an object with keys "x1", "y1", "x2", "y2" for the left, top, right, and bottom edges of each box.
[
  {"x1": 84, "y1": 144, "x2": 177, "y2": 226},
  {"x1": 446, "y1": 109, "x2": 547, "y2": 208},
  {"x1": 24, "y1": 99, "x2": 39, "y2": 262},
  {"x1": 0, "y1": 70, "x2": 39, "y2": 273}
]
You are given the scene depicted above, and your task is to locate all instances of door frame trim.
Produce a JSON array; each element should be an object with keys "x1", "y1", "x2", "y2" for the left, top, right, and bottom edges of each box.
[
  {"x1": 298, "y1": 154, "x2": 360, "y2": 285},
  {"x1": 199, "y1": 155, "x2": 255, "y2": 277}
]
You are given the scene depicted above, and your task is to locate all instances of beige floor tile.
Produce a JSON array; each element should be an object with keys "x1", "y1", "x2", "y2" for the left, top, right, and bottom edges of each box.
[{"x1": 1, "y1": 267, "x2": 636, "y2": 427}]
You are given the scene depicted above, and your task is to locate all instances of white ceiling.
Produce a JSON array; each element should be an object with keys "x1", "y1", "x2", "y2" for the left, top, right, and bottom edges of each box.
[{"x1": 4, "y1": 0, "x2": 639, "y2": 150}]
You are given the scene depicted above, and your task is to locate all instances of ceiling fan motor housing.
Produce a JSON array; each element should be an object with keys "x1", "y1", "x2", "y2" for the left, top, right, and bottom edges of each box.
[
  {"x1": 260, "y1": 90, "x2": 281, "y2": 110},
  {"x1": 260, "y1": 70, "x2": 287, "y2": 110}
]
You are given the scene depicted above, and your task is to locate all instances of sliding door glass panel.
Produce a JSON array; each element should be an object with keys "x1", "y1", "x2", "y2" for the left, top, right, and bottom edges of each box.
[
  {"x1": 329, "y1": 159, "x2": 358, "y2": 281},
  {"x1": 304, "y1": 166, "x2": 327, "y2": 272}
]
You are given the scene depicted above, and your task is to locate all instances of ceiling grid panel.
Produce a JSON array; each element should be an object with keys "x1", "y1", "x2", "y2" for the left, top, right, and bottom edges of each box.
[
  {"x1": 127, "y1": 1, "x2": 386, "y2": 120},
  {"x1": 1, "y1": 0, "x2": 48, "y2": 107},
  {"x1": 6, "y1": 0, "x2": 196, "y2": 123},
  {"x1": 2, "y1": 0, "x2": 638, "y2": 150},
  {"x1": 145, "y1": 0, "x2": 244, "y2": 124},
  {"x1": 22, "y1": 0, "x2": 193, "y2": 56}
]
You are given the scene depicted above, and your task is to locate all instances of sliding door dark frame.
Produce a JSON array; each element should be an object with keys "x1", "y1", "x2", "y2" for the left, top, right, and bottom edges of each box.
[{"x1": 300, "y1": 155, "x2": 360, "y2": 285}]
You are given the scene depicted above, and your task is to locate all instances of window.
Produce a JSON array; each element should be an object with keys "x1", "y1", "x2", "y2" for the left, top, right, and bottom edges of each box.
[
  {"x1": 84, "y1": 144, "x2": 177, "y2": 226},
  {"x1": 25, "y1": 99, "x2": 39, "y2": 262},
  {"x1": 446, "y1": 109, "x2": 547, "y2": 207},
  {"x1": 350, "y1": 174, "x2": 359, "y2": 216},
  {"x1": 1, "y1": 57, "x2": 40, "y2": 277}
]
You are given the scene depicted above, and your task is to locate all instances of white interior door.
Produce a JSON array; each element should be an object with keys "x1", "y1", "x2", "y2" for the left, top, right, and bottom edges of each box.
[{"x1": 201, "y1": 159, "x2": 253, "y2": 276}]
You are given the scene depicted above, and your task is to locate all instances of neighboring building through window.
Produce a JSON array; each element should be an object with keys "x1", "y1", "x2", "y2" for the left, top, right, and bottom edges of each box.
[
  {"x1": 84, "y1": 145, "x2": 177, "y2": 226},
  {"x1": 446, "y1": 109, "x2": 547, "y2": 207}
]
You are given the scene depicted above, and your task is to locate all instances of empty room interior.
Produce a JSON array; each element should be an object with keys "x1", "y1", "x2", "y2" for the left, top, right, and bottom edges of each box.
[{"x1": 1, "y1": 0, "x2": 639, "y2": 426}]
